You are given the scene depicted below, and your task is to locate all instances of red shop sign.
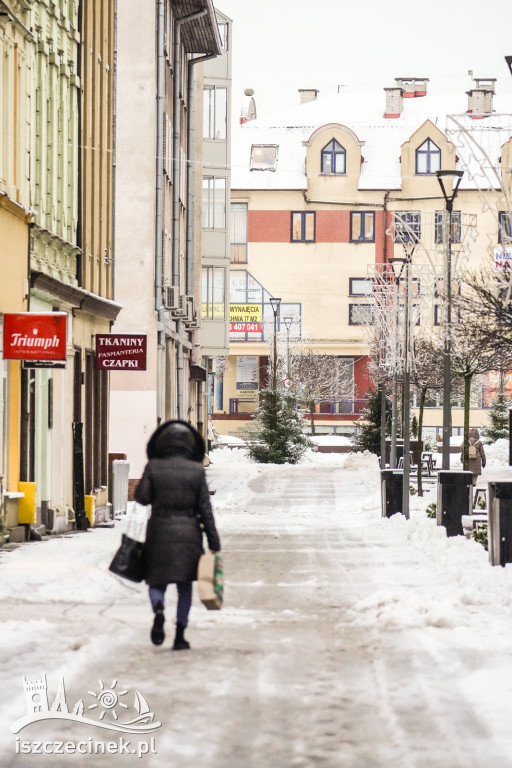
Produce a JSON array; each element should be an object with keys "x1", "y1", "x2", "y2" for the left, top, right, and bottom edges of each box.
[
  {"x1": 95, "y1": 334, "x2": 147, "y2": 370},
  {"x1": 3, "y1": 313, "x2": 67, "y2": 361}
]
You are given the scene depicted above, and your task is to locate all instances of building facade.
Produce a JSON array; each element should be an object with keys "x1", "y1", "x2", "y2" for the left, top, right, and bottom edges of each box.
[
  {"x1": 217, "y1": 77, "x2": 512, "y2": 438},
  {"x1": 0, "y1": 0, "x2": 34, "y2": 507},
  {"x1": 111, "y1": 0, "x2": 224, "y2": 488}
]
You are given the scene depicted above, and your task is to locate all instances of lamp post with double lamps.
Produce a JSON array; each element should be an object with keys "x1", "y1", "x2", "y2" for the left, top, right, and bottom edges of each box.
[{"x1": 436, "y1": 169, "x2": 464, "y2": 470}]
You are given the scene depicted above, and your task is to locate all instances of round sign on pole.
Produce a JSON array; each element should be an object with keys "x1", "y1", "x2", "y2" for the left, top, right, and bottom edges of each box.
[{"x1": 283, "y1": 378, "x2": 294, "y2": 389}]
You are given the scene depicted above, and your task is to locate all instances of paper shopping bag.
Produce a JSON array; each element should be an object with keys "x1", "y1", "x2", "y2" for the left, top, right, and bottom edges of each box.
[{"x1": 197, "y1": 553, "x2": 224, "y2": 610}]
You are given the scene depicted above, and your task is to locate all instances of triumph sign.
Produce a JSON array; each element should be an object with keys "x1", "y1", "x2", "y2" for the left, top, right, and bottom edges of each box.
[
  {"x1": 3, "y1": 313, "x2": 67, "y2": 361},
  {"x1": 95, "y1": 335, "x2": 147, "y2": 370}
]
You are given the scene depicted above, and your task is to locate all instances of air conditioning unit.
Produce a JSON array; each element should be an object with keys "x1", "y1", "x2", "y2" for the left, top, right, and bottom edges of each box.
[
  {"x1": 164, "y1": 286, "x2": 179, "y2": 311},
  {"x1": 185, "y1": 310, "x2": 200, "y2": 330}
]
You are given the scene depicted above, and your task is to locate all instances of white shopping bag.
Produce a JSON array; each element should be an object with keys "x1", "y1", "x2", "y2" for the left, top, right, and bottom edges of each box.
[{"x1": 124, "y1": 500, "x2": 151, "y2": 543}]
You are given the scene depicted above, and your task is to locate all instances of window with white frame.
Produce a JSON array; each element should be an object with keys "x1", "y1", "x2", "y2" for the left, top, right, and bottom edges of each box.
[
  {"x1": 350, "y1": 212, "x2": 375, "y2": 242},
  {"x1": 201, "y1": 266, "x2": 225, "y2": 320},
  {"x1": 230, "y1": 203, "x2": 248, "y2": 263},
  {"x1": 415, "y1": 138, "x2": 441, "y2": 174},
  {"x1": 203, "y1": 86, "x2": 227, "y2": 140},
  {"x1": 202, "y1": 177, "x2": 226, "y2": 229},
  {"x1": 250, "y1": 145, "x2": 278, "y2": 171},
  {"x1": 218, "y1": 22, "x2": 228, "y2": 50},
  {"x1": 321, "y1": 139, "x2": 346, "y2": 174}
]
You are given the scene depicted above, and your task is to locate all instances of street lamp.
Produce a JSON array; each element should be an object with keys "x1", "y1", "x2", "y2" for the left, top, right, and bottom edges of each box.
[
  {"x1": 269, "y1": 297, "x2": 281, "y2": 393},
  {"x1": 389, "y1": 253, "x2": 413, "y2": 520},
  {"x1": 505, "y1": 56, "x2": 512, "y2": 77},
  {"x1": 436, "y1": 169, "x2": 464, "y2": 470},
  {"x1": 283, "y1": 316, "x2": 293, "y2": 379}
]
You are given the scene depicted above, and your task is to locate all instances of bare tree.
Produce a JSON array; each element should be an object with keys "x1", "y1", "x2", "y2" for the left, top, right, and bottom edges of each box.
[
  {"x1": 290, "y1": 348, "x2": 353, "y2": 435},
  {"x1": 450, "y1": 292, "x2": 512, "y2": 468}
]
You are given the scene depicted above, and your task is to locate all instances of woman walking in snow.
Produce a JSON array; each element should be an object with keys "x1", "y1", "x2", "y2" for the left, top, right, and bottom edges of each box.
[
  {"x1": 460, "y1": 427, "x2": 486, "y2": 487},
  {"x1": 134, "y1": 420, "x2": 220, "y2": 650}
]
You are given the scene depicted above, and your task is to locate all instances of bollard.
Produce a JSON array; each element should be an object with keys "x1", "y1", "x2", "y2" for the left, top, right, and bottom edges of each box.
[
  {"x1": 437, "y1": 471, "x2": 473, "y2": 537},
  {"x1": 488, "y1": 481, "x2": 512, "y2": 567},
  {"x1": 381, "y1": 469, "x2": 403, "y2": 518}
]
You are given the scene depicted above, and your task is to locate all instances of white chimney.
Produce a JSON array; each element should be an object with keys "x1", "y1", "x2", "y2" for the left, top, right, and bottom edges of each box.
[
  {"x1": 395, "y1": 77, "x2": 429, "y2": 98},
  {"x1": 466, "y1": 77, "x2": 496, "y2": 118},
  {"x1": 384, "y1": 87, "x2": 404, "y2": 118},
  {"x1": 299, "y1": 88, "x2": 319, "y2": 105}
]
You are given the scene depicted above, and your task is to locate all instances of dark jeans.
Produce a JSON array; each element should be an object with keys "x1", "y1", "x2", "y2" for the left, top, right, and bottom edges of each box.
[{"x1": 149, "y1": 582, "x2": 193, "y2": 627}]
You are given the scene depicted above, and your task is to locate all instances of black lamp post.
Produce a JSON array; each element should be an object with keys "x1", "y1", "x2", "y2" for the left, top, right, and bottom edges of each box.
[
  {"x1": 390, "y1": 250, "x2": 413, "y2": 520},
  {"x1": 269, "y1": 297, "x2": 281, "y2": 393},
  {"x1": 436, "y1": 169, "x2": 464, "y2": 470}
]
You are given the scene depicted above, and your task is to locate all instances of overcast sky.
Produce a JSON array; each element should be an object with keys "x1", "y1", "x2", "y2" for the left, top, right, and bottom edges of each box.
[{"x1": 218, "y1": 0, "x2": 512, "y2": 120}]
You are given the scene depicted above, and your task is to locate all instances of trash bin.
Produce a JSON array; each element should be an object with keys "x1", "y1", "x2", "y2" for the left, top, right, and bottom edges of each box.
[
  {"x1": 381, "y1": 469, "x2": 403, "y2": 518},
  {"x1": 437, "y1": 471, "x2": 473, "y2": 537},
  {"x1": 488, "y1": 481, "x2": 512, "y2": 567}
]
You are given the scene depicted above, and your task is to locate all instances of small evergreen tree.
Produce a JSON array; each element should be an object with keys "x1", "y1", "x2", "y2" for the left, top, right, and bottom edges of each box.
[
  {"x1": 354, "y1": 388, "x2": 391, "y2": 455},
  {"x1": 248, "y1": 390, "x2": 311, "y2": 464},
  {"x1": 486, "y1": 387, "x2": 510, "y2": 443}
]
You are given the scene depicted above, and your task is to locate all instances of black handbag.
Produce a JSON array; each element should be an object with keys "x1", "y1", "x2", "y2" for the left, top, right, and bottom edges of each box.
[{"x1": 109, "y1": 533, "x2": 145, "y2": 583}]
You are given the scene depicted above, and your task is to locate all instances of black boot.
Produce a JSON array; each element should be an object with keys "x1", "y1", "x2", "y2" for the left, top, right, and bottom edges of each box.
[
  {"x1": 172, "y1": 622, "x2": 190, "y2": 651},
  {"x1": 151, "y1": 601, "x2": 165, "y2": 646}
]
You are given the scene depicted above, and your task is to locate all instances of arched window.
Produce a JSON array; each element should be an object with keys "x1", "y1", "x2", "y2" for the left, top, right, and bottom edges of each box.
[
  {"x1": 321, "y1": 139, "x2": 346, "y2": 174},
  {"x1": 415, "y1": 138, "x2": 441, "y2": 174}
]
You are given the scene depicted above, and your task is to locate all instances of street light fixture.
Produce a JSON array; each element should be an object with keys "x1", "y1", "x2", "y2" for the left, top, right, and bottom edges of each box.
[
  {"x1": 505, "y1": 56, "x2": 512, "y2": 77},
  {"x1": 269, "y1": 297, "x2": 281, "y2": 393},
  {"x1": 436, "y1": 169, "x2": 464, "y2": 470}
]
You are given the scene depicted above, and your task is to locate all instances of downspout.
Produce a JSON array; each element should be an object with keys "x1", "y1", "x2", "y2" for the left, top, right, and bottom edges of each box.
[
  {"x1": 172, "y1": 9, "x2": 208, "y2": 420},
  {"x1": 112, "y1": 0, "x2": 118, "y2": 299},
  {"x1": 155, "y1": 0, "x2": 165, "y2": 423}
]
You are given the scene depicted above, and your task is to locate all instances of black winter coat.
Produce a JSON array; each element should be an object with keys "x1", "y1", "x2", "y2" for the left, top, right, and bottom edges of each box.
[{"x1": 134, "y1": 456, "x2": 220, "y2": 585}]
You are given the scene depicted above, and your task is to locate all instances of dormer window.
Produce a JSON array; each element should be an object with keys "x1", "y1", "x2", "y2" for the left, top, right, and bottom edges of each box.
[
  {"x1": 250, "y1": 145, "x2": 278, "y2": 171},
  {"x1": 415, "y1": 138, "x2": 441, "y2": 174},
  {"x1": 321, "y1": 139, "x2": 346, "y2": 174}
]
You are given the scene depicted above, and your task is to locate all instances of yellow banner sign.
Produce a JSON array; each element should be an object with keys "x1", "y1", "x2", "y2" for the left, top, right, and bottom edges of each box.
[{"x1": 229, "y1": 304, "x2": 262, "y2": 323}]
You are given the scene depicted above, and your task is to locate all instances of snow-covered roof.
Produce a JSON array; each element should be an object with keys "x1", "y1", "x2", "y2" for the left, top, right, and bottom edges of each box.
[{"x1": 231, "y1": 86, "x2": 512, "y2": 192}]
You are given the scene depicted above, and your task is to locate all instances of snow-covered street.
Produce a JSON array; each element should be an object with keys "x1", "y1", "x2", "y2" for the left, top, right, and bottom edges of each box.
[{"x1": 2, "y1": 446, "x2": 512, "y2": 767}]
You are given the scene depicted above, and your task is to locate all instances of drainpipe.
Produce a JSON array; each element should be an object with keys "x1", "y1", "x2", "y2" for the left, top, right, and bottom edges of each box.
[{"x1": 155, "y1": 0, "x2": 165, "y2": 423}]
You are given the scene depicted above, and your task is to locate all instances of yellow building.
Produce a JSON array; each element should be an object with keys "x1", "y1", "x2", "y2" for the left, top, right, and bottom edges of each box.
[
  {"x1": 219, "y1": 77, "x2": 512, "y2": 441},
  {"x1": 0, "y1": 2, "x2": 34, "y2": 511}
]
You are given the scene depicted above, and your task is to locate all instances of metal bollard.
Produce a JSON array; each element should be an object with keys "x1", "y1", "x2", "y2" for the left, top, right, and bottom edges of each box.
[
  {"x1": 381, "y1": 469, "x2": 403, "y2": 518},
  {"x1": 437, "y1": 471, "x2": 473, "y2": 537},
  {"x1": 488, "y1": 481, "x2": 512, "y2": 567}
]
